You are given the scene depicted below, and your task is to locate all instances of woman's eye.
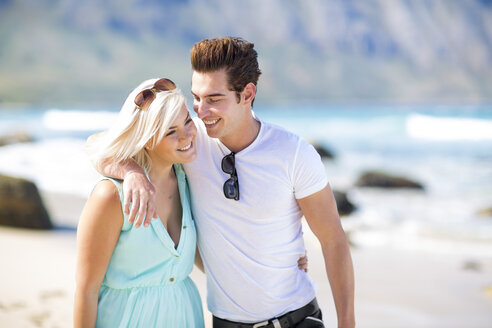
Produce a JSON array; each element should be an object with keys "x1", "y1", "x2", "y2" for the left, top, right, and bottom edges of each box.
[
  {"x1": 186, "y1": 118, "x2": 193, "y2": 124},
  {"x1": 166, "y1": 130, "x2": 176, "y2": 137}
]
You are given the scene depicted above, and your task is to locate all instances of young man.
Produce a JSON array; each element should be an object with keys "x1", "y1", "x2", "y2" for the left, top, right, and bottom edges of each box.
[{"x1": 96, "y1": 37, "x2": 355, "y2": 327}]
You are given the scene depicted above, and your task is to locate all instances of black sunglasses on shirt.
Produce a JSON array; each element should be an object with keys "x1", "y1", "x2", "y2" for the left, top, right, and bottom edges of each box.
[{"x1": 221, "y1": 152, "x2": 239, "y2": 201}]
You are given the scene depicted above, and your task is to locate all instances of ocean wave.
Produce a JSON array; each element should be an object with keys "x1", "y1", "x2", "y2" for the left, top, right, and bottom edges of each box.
[
  {"x1": 43, "y1": 109, "x2": 117, "y2": 131},
  {"x1": 406, "y1": 113, "x2": 492, "y2": 141}
]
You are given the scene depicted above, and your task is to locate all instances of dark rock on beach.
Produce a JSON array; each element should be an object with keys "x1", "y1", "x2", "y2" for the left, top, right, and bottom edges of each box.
[
  {"x1": 0, "y1": 174, "x2": 53, "y2": 229},
  {"x1": 462, "y1": 260, "x2": 482, "y2": 272},
  {"x1": 333, "y1": 190, "x2": 356, "y2": 216},
  {"x1": 477, "y1": 207, "x2": 492, "y2": 217},
  {"x1": 355, "y1": 170, "x2": 424, "y2": 190},
  {"x1": 0, "y1": 132, "x2": 34, "y2": 147},
  {"x1": 311, "y1": 142, "x2": 335, "y2": 160}
]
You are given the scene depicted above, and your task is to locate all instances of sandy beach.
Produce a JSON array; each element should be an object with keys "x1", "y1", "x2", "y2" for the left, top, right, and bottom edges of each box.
[{"x1": 0, "y1": 191, "x2": 491, "y2": 328}]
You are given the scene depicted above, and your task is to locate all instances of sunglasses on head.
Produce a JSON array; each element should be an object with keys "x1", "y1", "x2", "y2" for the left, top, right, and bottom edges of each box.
[
  {"x1": 134, "y1": 78, "x2": 176, "y2": 110},
  {"x1": 222, "y1": 152, "x2": 239, "y2": 201}
]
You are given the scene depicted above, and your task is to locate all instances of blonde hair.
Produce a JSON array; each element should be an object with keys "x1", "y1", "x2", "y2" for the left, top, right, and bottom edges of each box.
[{"x1": 89, "y1": 78, "x2": 185, "y2": 173}]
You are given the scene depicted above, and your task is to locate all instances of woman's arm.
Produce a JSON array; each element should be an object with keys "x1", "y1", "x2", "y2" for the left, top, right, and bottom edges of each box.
[{"x1": 74, "y1": 180, "x2": 124, "y2": 328}]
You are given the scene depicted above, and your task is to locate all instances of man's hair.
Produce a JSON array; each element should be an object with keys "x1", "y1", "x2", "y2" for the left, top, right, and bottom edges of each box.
[{"x1": 190, "y1": 37, "x2": 262, "y2": 106}]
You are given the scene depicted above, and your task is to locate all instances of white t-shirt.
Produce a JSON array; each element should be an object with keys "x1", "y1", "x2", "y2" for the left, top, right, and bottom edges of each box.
[{"x1": 183, "y1": 116, "x2": 328, "y2": 322}]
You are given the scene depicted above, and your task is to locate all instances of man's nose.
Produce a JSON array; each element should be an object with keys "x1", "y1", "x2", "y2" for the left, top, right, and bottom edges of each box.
[{"x1": 194, "y1": 101, "x2": 209, "y2": 118}]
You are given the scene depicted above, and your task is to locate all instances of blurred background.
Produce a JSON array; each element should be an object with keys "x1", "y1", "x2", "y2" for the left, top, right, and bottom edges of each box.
[
  {"x1": 0, "y1": 1, "x2": 492, "y2": 327},
  {"x1": 1, "y1": 0, "x2": 492, "y2": 106}
]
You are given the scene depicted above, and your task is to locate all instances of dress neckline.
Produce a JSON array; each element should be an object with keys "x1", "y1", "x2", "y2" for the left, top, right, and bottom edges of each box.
[{"x1": 148, "y1": 164, "x2": 188, "y2": 255}]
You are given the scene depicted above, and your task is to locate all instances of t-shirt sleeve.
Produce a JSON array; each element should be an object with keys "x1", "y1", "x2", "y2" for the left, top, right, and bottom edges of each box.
[{"x1": 292, "y1": 138, "x2": 329, "y2": 199}]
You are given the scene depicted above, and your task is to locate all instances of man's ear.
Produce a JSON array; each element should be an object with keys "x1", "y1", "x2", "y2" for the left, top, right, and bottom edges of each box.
[{"x1": 242, "y1": 82, "x2": 256, "y2": 105}]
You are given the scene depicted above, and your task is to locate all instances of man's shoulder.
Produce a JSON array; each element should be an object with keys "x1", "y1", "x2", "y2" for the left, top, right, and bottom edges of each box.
[
  {"x1": 261, "y1": 120, "x2": 301, "y2": 141},
  {"x1": 259, "y1": 120, "x2": 321, "y2": 168}
]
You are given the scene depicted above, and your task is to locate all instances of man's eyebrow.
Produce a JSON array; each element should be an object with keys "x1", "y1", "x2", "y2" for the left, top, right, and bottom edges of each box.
[
  {"x1": 191, "y1": 91, "x2": 226, "y2": 98},
  {"x1": 206, "y1": 93, "x2": 226, "y2": 97},
  {"x1": 168, "y1": 113, "x2": 191, "y2": 129}
]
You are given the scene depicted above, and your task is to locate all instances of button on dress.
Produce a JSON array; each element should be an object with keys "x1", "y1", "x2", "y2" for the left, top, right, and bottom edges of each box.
[{"x1": 95, "y1": 164, "x2": 204, "y2": 327}]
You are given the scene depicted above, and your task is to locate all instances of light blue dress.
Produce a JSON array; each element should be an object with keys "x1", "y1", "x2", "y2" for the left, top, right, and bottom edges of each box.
[{"x1": 95, "y1": 164, "x2": 204, "y2": 327}]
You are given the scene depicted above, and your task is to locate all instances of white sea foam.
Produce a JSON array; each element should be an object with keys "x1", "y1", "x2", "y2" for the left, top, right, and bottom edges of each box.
[
  {"x1": 342, "y1": 183, "x2": 492, "y2": 257},
  {"x1": 327, "y1": 148, "x2": 492, "y2": 257},
  {"x1": 0, "y1": 139, "x2": 101, "y2": 198},
  {"x1": 42, "y1": 109, "x2": 117, "y2": 131},
  {"x1": 406, "y1": 113, "x2": 492, "y2": 141}
]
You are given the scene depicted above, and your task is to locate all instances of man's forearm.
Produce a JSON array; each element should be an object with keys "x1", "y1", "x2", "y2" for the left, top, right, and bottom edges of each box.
[
  {"x1": 322, "y1": 236, "x2": 355, "y2": 328},
  {"x1": 96, "y1": 157, "x2": 144, "y2": 180},
  {"x1": 87, "y1": 133, "x2": 155, "y2": 226}
]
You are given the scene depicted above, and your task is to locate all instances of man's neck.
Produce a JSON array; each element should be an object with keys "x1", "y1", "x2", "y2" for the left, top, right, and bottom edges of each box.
[{"x1": 220, "y1": 115, "x2": 260, "y2": 153}]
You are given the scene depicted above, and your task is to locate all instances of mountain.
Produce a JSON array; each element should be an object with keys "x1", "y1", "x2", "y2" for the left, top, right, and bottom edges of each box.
[{"x1": 1, "y1": 0, "x2": 491, "y2": 107}]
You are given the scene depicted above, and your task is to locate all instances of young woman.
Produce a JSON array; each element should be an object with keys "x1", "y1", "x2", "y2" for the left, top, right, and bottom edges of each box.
[{"x1": 74, "y1": 78, "x2": 204, "y2": 327}]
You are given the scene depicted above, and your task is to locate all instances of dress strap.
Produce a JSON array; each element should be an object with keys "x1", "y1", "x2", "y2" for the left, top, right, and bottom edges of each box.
[{"x1": 100, "y1": 177, "x2": 132, "y2": 231}]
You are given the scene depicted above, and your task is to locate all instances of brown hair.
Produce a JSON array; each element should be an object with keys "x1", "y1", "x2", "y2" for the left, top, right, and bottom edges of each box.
[{"x1": 190, "y1": 37, "x2": 262, "y2": 106}]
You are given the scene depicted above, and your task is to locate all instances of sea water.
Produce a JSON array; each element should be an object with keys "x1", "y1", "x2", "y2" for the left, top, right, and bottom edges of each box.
[{"x1": 1, "y1": 105, "x2": 491, "y2": 256}]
